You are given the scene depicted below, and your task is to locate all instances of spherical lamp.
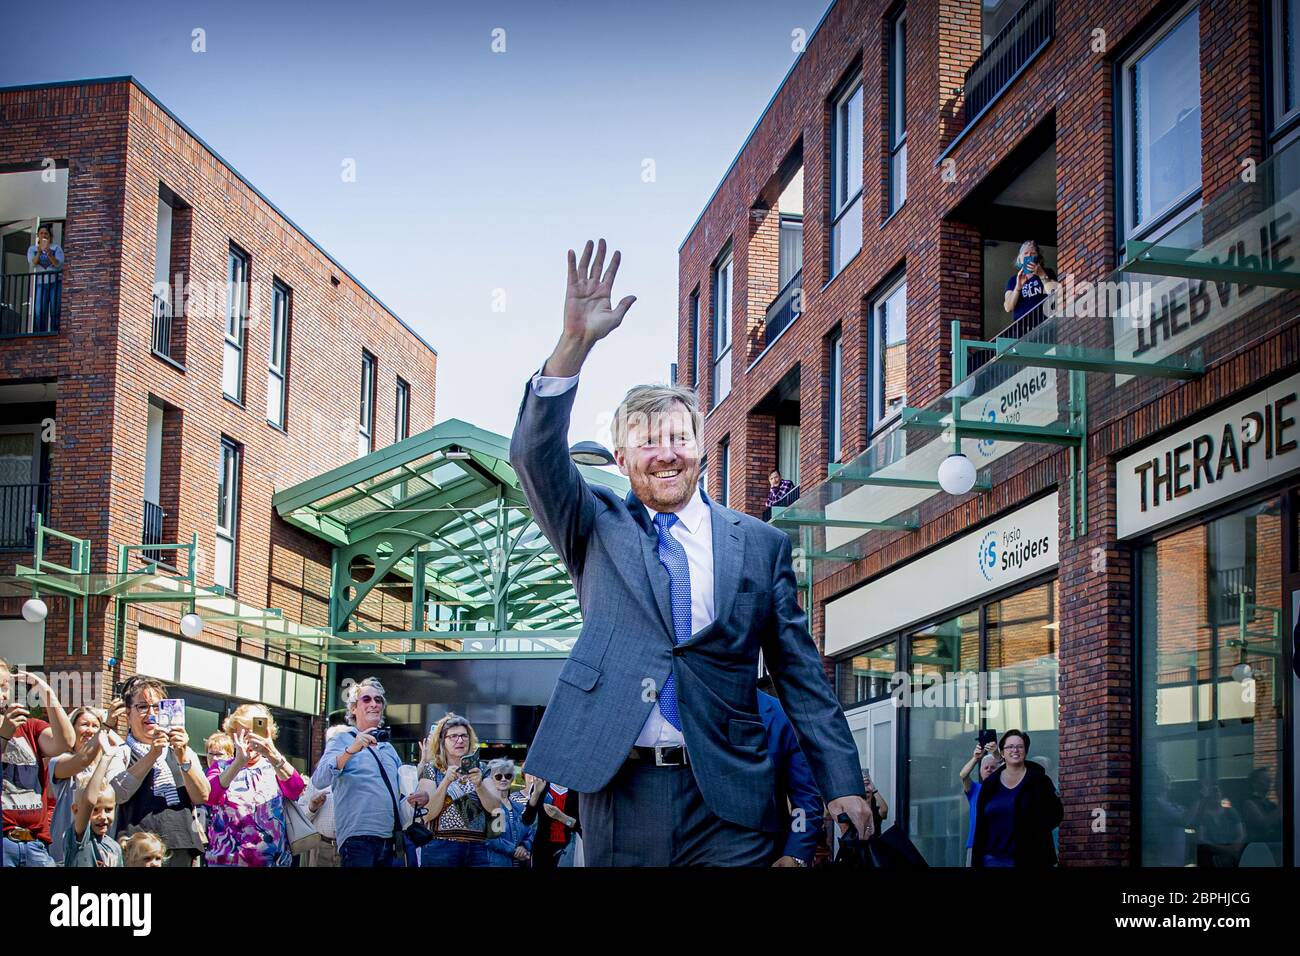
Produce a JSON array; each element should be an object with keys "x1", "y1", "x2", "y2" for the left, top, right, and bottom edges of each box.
[
  {"x1": 21, "y1": 598, "x2": 48, "y2": 623},
  {"x1": 937, "y1": 453, "x2": 978, "y2": 496},
  {"x1": 180, "y1": 613, "x2": 204, "y2": 638}
]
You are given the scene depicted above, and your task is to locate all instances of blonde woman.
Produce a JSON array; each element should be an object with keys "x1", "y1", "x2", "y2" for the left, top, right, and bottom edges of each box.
[
  {"x1": 204, "y1": 704, "x2": 305, "y2": 866},
  {"x1": 408, "y1": 713, "x2": 501, "y2": 867}
]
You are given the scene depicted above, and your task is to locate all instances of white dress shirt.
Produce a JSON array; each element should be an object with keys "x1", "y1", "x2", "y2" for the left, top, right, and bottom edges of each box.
[{"x1": 530, "y1": 371, "x2": 716, "y2": 747}]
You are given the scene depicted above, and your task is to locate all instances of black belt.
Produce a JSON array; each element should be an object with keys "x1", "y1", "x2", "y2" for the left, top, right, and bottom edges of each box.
[{"x1": 628, "y1": 744, "x2": 689, "y2": 767}]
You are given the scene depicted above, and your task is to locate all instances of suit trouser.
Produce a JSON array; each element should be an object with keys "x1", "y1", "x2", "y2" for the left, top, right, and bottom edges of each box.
[{"x1": 581, "y1": 759, "x2": 778, "y2": 866}]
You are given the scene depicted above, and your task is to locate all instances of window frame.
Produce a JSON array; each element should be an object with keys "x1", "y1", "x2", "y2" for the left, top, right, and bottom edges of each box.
[
  {"x1": 888, "y1": 8, "x2": 908, "y2": 216},
  {"x1": 869, "y1": 272, "x2": 908, "y2": 435},
  {"x1": 1116, "y1": 2, "x2": 1203, "y2": 251},
  {"x1": 688, "y1": 287, "x2": 700, "y2": 388},
  {"x1": 223, "y1": 245, "x2": 250, "y2": 403},
  {"x1": 1270, "y1": 0, "x2": 1300, "y2": 149},
  {"x1": 215, "y1": 437, "x2": 242, "y2": 591},
  {"x1": 395, "y1": 377, "x2": 411, "y2": 442},
  {"x1": 266, "y1": 278, "x2": 290, "y2": 431},
  {"x1": 830, "y1": 77, "x2": 865, "y2": 278},
  {"x1": 828, "y1": 328, "x2": 844, "y2": 463},
  {"x1": 359, "y1": 350, "x2": 377, "y2": 455},
  {"x1": 711, "y1": 249, "x2": 733, "y2": 408},
  {"x1": 719, "y1": 437, "x2": 730, "y2": 508}
]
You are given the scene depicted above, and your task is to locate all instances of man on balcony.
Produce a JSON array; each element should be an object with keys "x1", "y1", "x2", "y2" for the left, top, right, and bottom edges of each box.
[{"x1": 766, "y1": 470, "x2": 796, "y2": 510}]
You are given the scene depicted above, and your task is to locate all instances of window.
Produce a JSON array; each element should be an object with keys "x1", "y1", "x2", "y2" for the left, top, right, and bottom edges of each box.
[
  {"x1": 779, "y1": 217, "x2": 804, "y2": 289},
  {"x1": 1139, "y1": 498, "x2": 1285, "y2": 867},
  {"x1": 215, "y1": 438, "x2": 241, "y2": 591},
  {"x1": 719, "y1": 438, "x2": 730, "y2": 507},
  {"x1": 152, "y1": 192, "x2": 174, "y2": 358},
  {"x1": 223, "y1": 246, "x2": 249, "y2": 402},
  {"x1": 711, "y1": 251, "x2": 733, "y2": 408},
  {"x1": 688, "y1": 289, "x2": 700, "y2": 388},
  {"x1": 870, "y1": 274, "x2": 907, "y2": 432},
  {"x1": 699, "y1": 456, "x2": 708, "y2": 496},
  {"x1": 395, "y1": 378, "x2": 411, "y2": 442},
  {"x1": 830, "y1": 78, "x2": 864, "y2": 277},
  {"x1": 888, "y1": 10, "x2": 908, "y2": 215},
  {"x1": 834, "y1": 638, "x2": 898, "y2": 708},
  {"x1": 1272, "y1": 0, "x2": 1300, "y2": 143},
  {"x1": 266, "y1": 280, "x2": 290, "y2": 430},
  {"x1": 358, "y1": 350, "x2": 377, "y2": 456},
  {"x1": 1119, "y1": 5, "x2": 1202, "y2": 244},
  {"x1": 829, "y1": 330, "x2": 844, "y2": 463}
]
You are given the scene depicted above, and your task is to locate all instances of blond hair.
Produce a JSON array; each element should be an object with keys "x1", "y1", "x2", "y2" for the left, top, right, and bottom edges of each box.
[
  {"x1": 204, "y1": 731, "x2": 235, "y2": 756},
  {"x1": 120, "y1": 831, "x2": 168, "y2": 866},
  {"x1": 424, "y1": 712, "x2": 479, "y2": 772},
  {"x1": 611, "y1": 384, "x2": 702, "y2": 455},
  {"x1": 222, "y1": 703, "x2": 278, "y2": 740}
]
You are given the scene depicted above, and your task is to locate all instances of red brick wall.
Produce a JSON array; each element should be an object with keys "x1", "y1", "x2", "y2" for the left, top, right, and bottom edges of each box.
[{"x1": 0, "y1": 79, "x2": 438, "y2": 701}]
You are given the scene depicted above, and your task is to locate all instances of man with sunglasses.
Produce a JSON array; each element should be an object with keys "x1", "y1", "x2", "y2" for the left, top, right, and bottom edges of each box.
[{"x1": 312, "y1": 677, "x2": 405, "y2": 867}]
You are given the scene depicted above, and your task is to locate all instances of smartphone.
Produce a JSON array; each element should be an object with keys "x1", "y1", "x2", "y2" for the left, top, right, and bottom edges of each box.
[
  {"x1": 460, "y1": 753, "x2": 480, "y2": 774},
  {"x1": 251, "y1": 715, "x2": 269, "y2": 738},
  {"x1": 978, "y1": 729, "x2": 997, "y2": 748},
  {"x1": 158, "y1": 699, "x2": 185, "y2": 730}
]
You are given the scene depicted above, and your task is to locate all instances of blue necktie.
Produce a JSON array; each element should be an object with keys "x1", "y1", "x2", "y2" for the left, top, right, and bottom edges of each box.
[{"x1": 653, "y1": 512, "x2": 692, "y2": 731}]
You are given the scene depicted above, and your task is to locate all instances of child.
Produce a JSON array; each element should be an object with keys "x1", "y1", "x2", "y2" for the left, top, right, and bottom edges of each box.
[
  {"x1": 63, "y1": 736, "x2": 123, "y2": 867},
  {"x1": 120, "y1": 831, "x2": 168, "y2": 867},
  {"x1": 203, "y1": 732, "x2": 234, "y2": 768}
]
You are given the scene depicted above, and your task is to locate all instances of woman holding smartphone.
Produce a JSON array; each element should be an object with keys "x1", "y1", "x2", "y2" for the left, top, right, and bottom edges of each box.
[
  {"x1": 408, "y1": 712, "x2": 501, "y2": 867},
  {"x1": 203, "y1": 704, "x2": 305, "y2": 866},
  {"x1": 1002, "y1": 239, "x2": 1059, "y2": 328}
]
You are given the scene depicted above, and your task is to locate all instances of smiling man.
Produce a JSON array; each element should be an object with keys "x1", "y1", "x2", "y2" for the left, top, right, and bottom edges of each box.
[{"x1": 509, "y1": 239, "x2": 870, "y2": 866}]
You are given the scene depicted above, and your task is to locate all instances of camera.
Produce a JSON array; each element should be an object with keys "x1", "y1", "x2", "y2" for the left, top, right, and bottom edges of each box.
[{"x1": 370, "y1": 726, "x2": 391, "y2": 744}]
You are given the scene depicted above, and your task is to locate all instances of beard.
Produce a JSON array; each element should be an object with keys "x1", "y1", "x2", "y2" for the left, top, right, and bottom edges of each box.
[{"x1": 628, "y1": 465, "x2": 698, "y2": 512}]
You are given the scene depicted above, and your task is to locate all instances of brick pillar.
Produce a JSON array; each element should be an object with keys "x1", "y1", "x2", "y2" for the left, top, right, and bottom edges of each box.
[
  {"x1": 168, "y1": 202, "x2": 192, "y2": 366},
  {"x1": 1201, "y1": 0, "x2": 1265, "y2": 206},
  {"x1": 744, "y1": 412, "x2": 777, "y2": 517},
  {"x1": 748, "y1": 205, "x2": 780, "y2": 363},
  {"x1": 940, "y1": 220, "x2": 984, "y2": 386},
  {"x1": 1056, "y1": 455, "x2": 1135, "y2": 865},
  {"x1": 937, "y1": 0, "x2": 983, "y2": 146}
]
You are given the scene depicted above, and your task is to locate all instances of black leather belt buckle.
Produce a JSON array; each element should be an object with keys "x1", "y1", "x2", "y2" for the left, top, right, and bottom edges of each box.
[{"x1": 630, "y1": 745, "x2": 689, "y2": 766}]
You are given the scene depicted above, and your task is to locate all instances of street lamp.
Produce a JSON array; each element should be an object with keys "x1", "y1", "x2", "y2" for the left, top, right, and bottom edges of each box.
[
  {"x1": 180, "y1": 613, "x2": 204, "y2": 638},
  {"x1": 937, "y1": 453, "x2": 977, "y2": 496},
  {"x1": 22, "y1": 598, "x2": 48, "y2": 623},
  {"x1": 569, "y1": 441, "x2": 615, "y2": 466}
]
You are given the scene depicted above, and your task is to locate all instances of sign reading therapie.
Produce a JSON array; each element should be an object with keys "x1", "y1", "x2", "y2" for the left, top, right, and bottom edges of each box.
[{"x1": 1116, "y1": 372, "x2": 1300, "y2": 538}]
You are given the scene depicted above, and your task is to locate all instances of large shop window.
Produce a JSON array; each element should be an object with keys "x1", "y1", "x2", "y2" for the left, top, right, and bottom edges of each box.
[
  {"x1": 906, "y1": 579, "x2": 1060, "y2": 867},
  {"x1": 1139, "y1": 497, "x2": 1287, "y2": 867}
]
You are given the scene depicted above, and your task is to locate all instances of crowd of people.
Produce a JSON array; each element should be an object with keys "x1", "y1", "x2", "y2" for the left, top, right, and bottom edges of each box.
[{"x1": 2, "y1": 655, "x2": 1072, "y2": 869}]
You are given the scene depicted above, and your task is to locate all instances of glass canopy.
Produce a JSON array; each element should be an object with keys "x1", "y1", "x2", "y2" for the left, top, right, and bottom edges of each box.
[
  {"x1": 274, "y1": 418, "x2": 629, "y2": 649},
  {"x1": 776, "y1": 136, "x2": 1300, "y2": 584}
]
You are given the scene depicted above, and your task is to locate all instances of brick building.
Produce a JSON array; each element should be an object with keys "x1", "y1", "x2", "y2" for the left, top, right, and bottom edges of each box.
[
  {"x1": 0, "y1": 77, "x2": 438, "y2": 764},
  {"x1": 679, "y1": 0, "x2": 1297, "y2": 865}
]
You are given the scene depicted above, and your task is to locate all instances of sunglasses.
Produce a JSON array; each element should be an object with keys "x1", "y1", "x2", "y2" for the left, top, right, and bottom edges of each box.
[
  {"x1": 359, "y1": 694, "x2": 385, "y2": 705},
  {"x1": 491, "y1": 773, "x2": 511, "y2": 781}
]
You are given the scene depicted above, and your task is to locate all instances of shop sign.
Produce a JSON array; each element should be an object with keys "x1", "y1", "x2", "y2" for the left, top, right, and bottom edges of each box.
[
  {"x1": 1117, "y1": 372, "x2": 1300, "y2": 537},
  {"x1": 825, "y1": 493, "x2": 1059, "y2": 656}
]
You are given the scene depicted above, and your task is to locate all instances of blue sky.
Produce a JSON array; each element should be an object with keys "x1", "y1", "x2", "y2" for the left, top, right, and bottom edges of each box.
[{"x1": 2, "y1": 0, "x2": 831, "y2": 448}]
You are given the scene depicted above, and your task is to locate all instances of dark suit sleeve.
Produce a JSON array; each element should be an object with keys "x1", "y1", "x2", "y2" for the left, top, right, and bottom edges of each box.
[
  {"x1": 508, "y1": 378, "x2": 597, "y2": 575},
  {"x1": 774, "y1": 711, "x2": 824, "y2": 862},
  {"x1": 761, "y1": 534, "x2": 865, "y2": 803}
]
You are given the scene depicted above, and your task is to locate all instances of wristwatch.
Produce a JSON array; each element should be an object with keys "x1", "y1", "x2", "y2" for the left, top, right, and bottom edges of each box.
[
  {"x1": 791, "y1": 857, "x2": 808, "y2": 867},
  {"x1": 178, "y1": 759, "x2": 192, "y2": 772}
]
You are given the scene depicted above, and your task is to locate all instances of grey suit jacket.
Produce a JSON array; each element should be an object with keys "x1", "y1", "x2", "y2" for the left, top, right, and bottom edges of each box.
[{"x1": 509, "y1": 377, "x2": 864, "y2": 832}]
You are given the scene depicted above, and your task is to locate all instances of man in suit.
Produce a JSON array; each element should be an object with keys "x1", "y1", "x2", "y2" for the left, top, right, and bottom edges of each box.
[
  {"x1": 758, "y1": 690, "x2": 824, "y2": 867},
  {"x1": 509, "y1": 239, "x2": 870, "y2": 866}
]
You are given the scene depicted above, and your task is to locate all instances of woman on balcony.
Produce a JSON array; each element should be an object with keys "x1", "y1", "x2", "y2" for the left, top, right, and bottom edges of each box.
[
  {"x1": 26, "y1": 223, "x2": 63, "y2": 329},
  {"x1": 1003, "y1": 240, "x2": 1059, "y2": 331}
]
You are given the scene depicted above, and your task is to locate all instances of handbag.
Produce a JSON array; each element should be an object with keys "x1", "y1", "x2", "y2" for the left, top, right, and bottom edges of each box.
[
  {"x1": 832, "y1": 813, "x2": 929, "y2": 869},
  {"x1": 357, "y1": 733, "x2": 408, "y2": 865},
  {"x1": 283, "y1": 795, "x2": 322, "y2": 854}
]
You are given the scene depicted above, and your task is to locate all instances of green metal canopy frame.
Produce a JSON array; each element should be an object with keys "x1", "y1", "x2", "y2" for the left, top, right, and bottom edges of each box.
[
  {"x1": 272, "y1": 418, "x2": 628, "y2": 655},
  {"x1": 771, "y1": 135, "x2": 1300, "y2": 586}
]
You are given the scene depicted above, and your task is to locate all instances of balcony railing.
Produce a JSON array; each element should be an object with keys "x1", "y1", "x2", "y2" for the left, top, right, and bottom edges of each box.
[
  {"x1": 762, "y1": 483, "x2": 800, "y2": 522},
  {"x1": 969, "y1": 299, "x2": 1054, "y2": 374},
  {"x1": 960, "y1": 0, "x2": 1054, "y2": 133},
  {"x1": 1, "y1": 271, "x2": 62, "y2": 336},
  {"x1": 151, "y1": 292, "x2": 173, "y2": 358},
  {"x1": 142, "y1": 499, "x2": 171, "y2": 566},
  {"x1": 764, "y1": 270, "x2": 803, "y2": 348},
  {"x1": 0, "y1": 483, "x2": 51, "y2": 549},
  {"x1": 1213, "y1": 566, "x2": 1252, "y2": 626}
]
